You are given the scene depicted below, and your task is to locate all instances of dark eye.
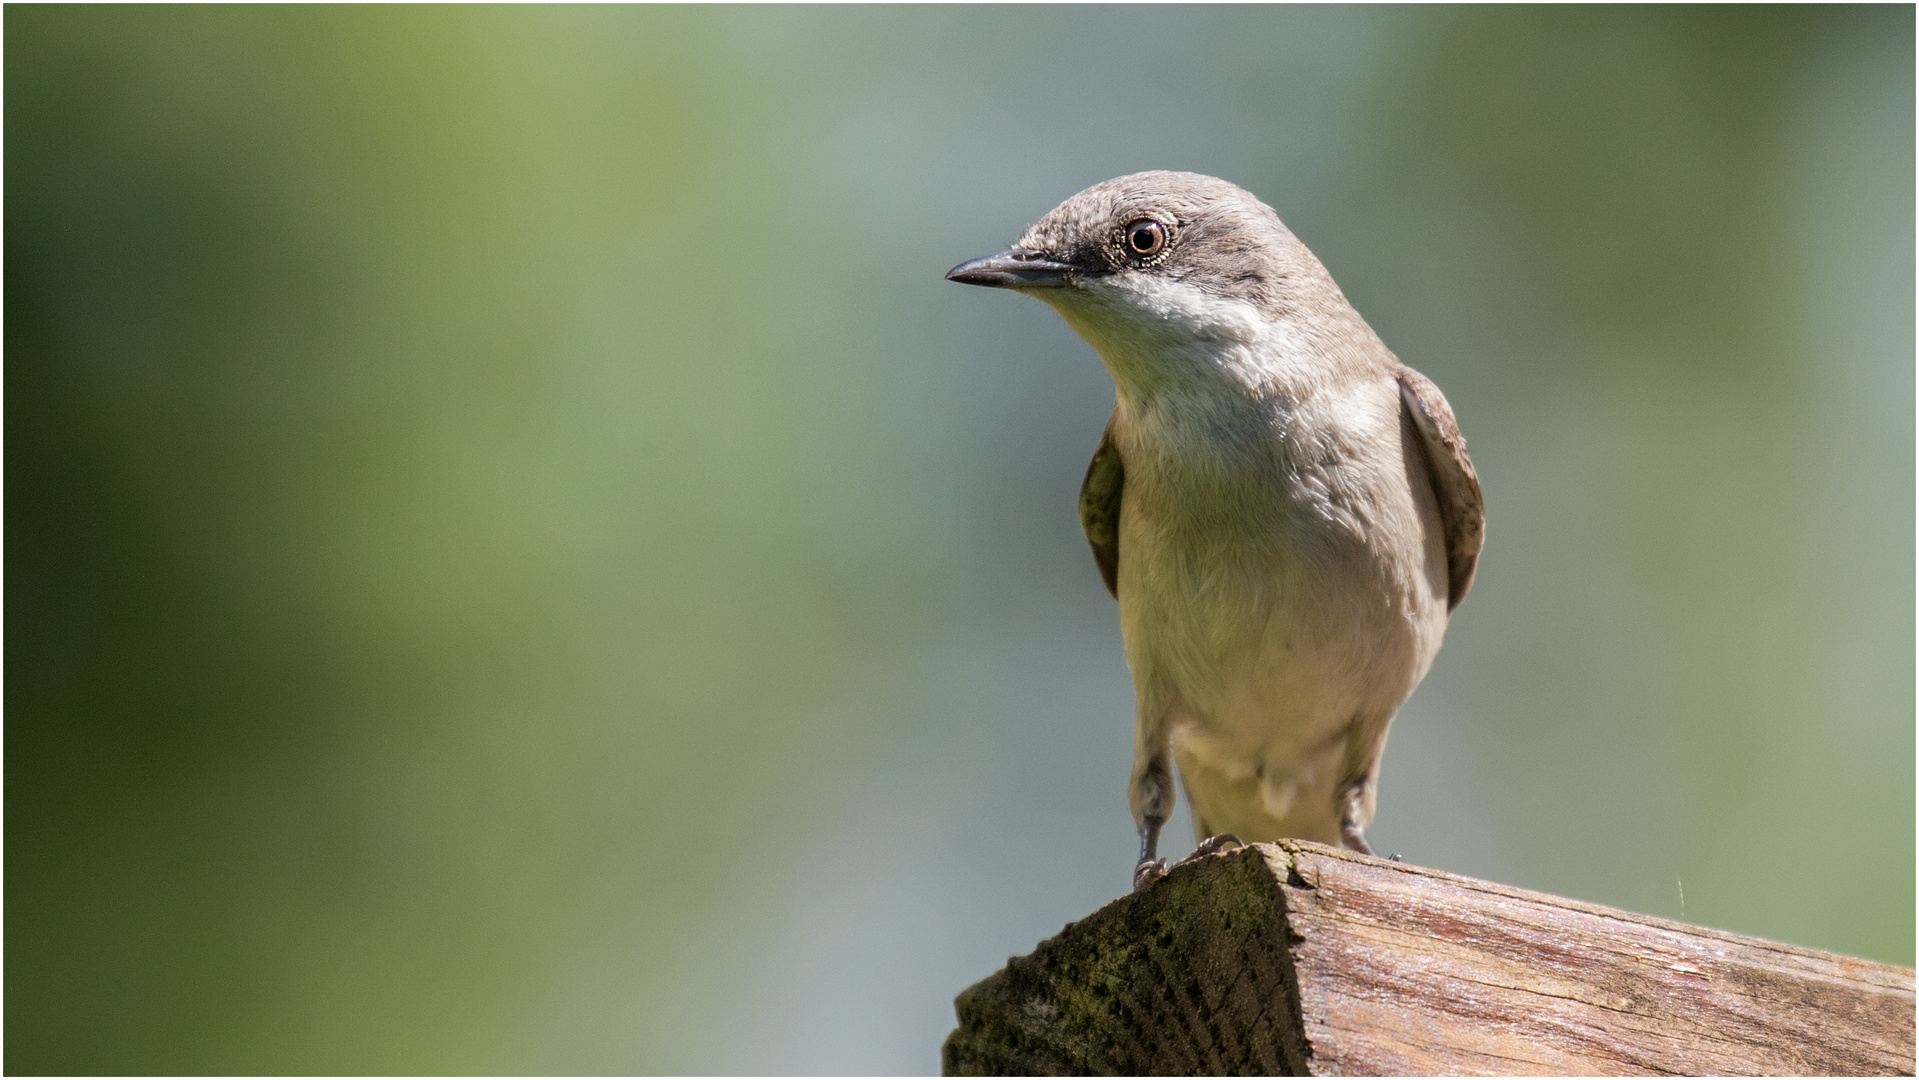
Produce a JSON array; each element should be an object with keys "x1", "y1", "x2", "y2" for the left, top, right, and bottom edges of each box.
[{"x1": 1125, "y1": 219, "x2": 1166, "y2": 258}]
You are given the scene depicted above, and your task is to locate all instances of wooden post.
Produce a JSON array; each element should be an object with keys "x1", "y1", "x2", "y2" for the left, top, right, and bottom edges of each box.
[{"x1": 943, "y1": 840, "x2": 1915, "y2": 1076}]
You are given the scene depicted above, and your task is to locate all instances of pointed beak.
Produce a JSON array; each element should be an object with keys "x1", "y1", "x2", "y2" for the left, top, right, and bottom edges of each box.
[{"x1": 945, "y1": 248, "x2": 1084, "y2": 288}]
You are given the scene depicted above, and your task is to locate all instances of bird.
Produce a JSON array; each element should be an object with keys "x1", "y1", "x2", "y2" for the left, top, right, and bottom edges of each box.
[{"x1": 946, "y1": 172, "x2": 1484, "y2": 891}]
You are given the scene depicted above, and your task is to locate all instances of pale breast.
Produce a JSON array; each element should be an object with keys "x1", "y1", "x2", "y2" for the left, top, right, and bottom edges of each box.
[{"x1": 1113, "y1": 373, "x2": 1449, "y2": 760}]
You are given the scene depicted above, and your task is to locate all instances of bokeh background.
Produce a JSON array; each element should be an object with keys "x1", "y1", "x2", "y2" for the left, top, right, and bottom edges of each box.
[{"x1": 8, "y1": 5, "x2": 1912, "y2": 1073}]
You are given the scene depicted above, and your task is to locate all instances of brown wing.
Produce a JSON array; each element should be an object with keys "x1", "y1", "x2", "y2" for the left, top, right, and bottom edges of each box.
[
  {"x1": 1078, "y1": 410, "x2": 1124, "y2": 599},
  {"x1": 1398, "y1": 368, "x2": 1485, "y2": 612}
]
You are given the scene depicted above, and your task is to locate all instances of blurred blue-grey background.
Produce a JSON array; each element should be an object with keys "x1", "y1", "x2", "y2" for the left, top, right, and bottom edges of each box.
[{"x1": 8, "y1": 6, "x2": 1912, "y2": 1073}]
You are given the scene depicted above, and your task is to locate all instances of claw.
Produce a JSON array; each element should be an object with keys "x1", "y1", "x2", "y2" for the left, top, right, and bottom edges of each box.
[
  {"x1": 1164, "y1": 833, "x2": 1246, "y2": 873},
  {"x1": 1135, "y1": 834, "x2": 1246, "y2": 891},
  {"x1": 1185, "y1": 833, "x2": 1245, "y2": 861}
]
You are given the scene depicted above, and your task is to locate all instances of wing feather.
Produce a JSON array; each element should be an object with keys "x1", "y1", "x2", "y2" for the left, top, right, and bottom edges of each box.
[
  {"x1": 1398, "y1": 369, "x2": 1485, "y2": 611},
  {"x1": 1078, "y1": 411, "x2": 1124, "y2": 599}
]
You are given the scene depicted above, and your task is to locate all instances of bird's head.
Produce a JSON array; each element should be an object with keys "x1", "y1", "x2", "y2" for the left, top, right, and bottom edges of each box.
[{"x1": 948, "y1": 172, "x2": 1350, "y2": 391}]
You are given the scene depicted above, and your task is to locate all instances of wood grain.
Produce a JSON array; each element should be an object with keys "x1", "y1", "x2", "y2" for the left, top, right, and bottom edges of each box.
[{"x1": 942, "y1": 841, "x2": 1915, "y2": 1076}]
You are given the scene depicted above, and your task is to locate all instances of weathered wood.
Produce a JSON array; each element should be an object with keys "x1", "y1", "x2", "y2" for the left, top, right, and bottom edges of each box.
[{"x1": 943, "y1": 841, "x2": 1915, "y2": 1076}]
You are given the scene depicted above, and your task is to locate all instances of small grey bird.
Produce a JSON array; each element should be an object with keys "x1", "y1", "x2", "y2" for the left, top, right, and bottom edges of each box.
[{"x1": 947, "y1": 172, "x2": 1484, "y2": 889}]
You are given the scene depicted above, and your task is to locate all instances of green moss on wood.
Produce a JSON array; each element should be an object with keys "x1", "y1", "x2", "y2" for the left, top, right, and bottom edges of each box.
[{"x1": 942, "y1": 843, "x2": 1306, "y2": 1076}]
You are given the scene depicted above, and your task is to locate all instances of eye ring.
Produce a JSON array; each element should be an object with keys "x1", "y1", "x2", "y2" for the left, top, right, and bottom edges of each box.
[{"x1": 1123, "y1": 219, "x2": 1167, "y2": 260}]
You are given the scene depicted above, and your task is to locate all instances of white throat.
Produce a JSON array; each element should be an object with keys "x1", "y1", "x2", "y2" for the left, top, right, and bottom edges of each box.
[{"x1": 1035, "y1": 274, "x2": 1309, "y2": 405}]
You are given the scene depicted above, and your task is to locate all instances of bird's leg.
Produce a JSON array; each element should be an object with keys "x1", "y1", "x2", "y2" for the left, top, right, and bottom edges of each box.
[
  {"x1": 1130, "y1": 748, "x2": 1175, "y2": 891},
  {"x1": 1341, "y1": 819, "x2": 1374, "y2": 856},
  {"x1": 1133, "y1": 815, "x2": 1167, "y2": 892},
  {"x1": 1338, "y1": 782, "x2": 1375, "y2": 856}
]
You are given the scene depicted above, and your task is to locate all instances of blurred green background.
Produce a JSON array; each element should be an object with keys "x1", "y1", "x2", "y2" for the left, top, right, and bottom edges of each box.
[{"x1": 7, "y1": 5, "x2": 1912, "y2": 1073}]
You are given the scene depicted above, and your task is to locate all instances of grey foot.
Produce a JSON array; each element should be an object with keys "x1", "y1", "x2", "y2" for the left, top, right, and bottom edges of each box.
[
  {"x1": 1180, "y1": 833, "x2": 1246, "y2": 864},
  {"x1": 1133, "y1": 834, "x2": 1245, "y2": 891},
  {"x1": 1133, "y1": 857, "x2": 1169, "y2": 892}
]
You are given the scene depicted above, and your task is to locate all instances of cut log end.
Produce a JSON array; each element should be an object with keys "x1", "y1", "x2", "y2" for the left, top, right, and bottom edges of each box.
[{"x1": 942, "y1": 841, "x2": 1916, "y2": 1077}]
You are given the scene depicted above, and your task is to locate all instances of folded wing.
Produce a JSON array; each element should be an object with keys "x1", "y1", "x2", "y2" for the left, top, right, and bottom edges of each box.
[
  {"x1": 1079, "y1": 411, "x2": 1124, "y2": 599},
  {"x1": 1398, "y1": 368, "x2": 1485, "y2": 612}
]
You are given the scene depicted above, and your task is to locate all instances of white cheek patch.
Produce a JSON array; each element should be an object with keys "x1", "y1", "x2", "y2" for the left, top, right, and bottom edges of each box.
[
  {"x1": 1084, "y1": 274, "x2": 1266, "y2": 343},
  {"x1": 1043, "y1": 274, "x2": 1287, "y2": 397}
]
